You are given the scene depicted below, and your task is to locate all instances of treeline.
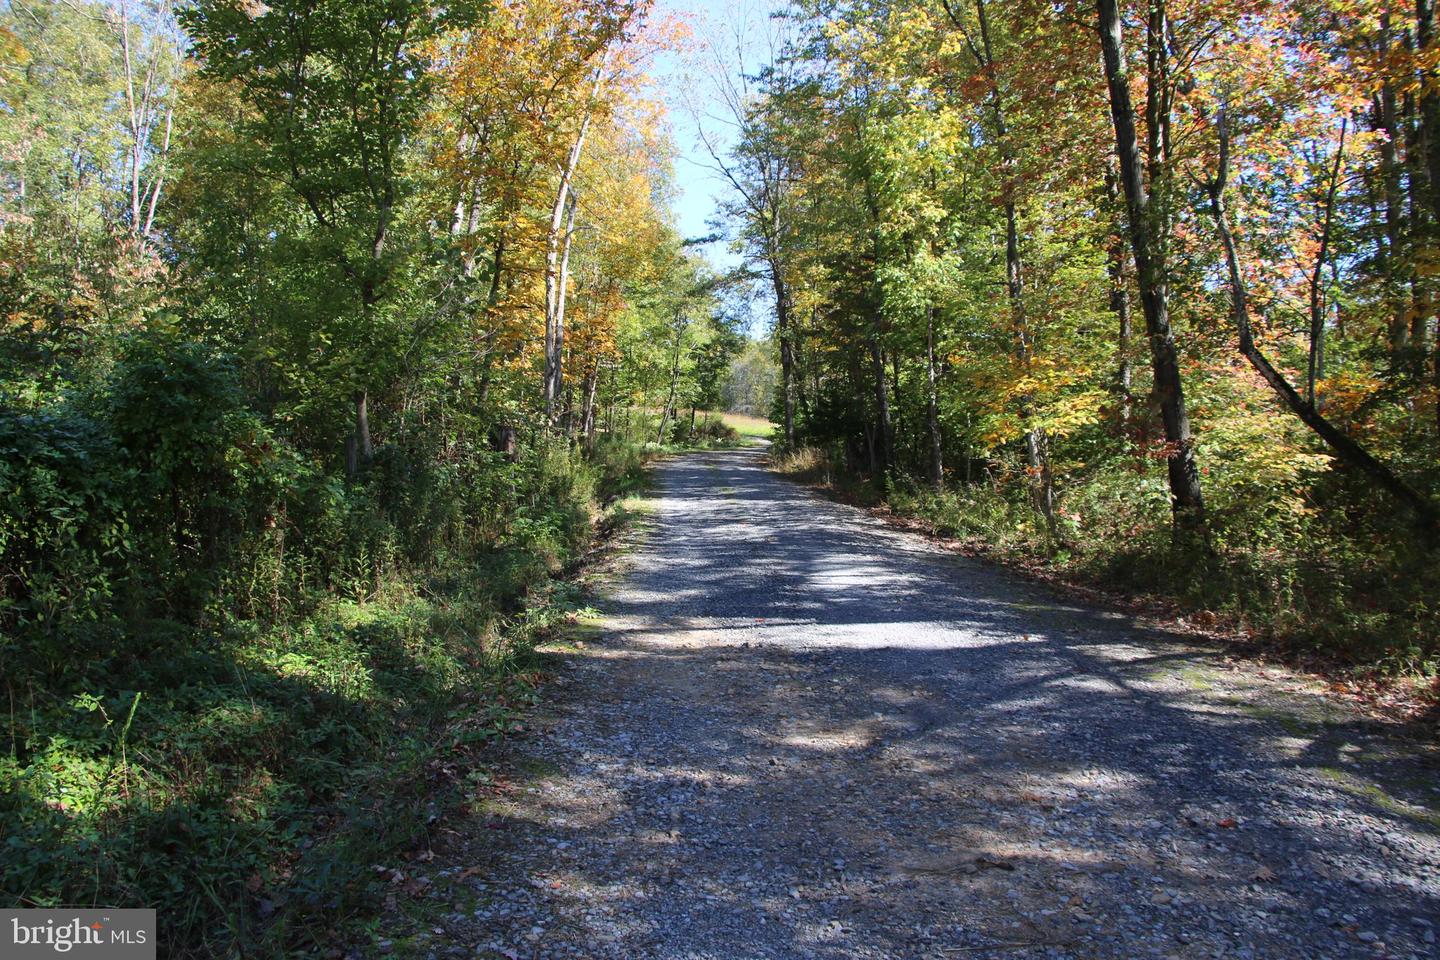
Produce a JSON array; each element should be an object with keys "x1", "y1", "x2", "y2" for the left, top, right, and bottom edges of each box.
[
  {"x1": 0, "y1": 0, "x2": 736, "y2": 952},
  {"x1": 722, "y1": 0, "x2": 1440, "y2": 667}
]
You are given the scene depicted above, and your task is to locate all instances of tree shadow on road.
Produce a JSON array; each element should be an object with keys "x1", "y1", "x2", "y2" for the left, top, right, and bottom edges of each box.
[{"x1": 424, "y1": 448, "x2": 1440, "y2": 960}]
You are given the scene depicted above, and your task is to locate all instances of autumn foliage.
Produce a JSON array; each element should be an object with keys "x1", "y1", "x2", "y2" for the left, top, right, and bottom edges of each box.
[
  {"x1": 731, "y1": 0, "x2": 1440, "y2": 669},
  {"x1": 0, "y1": 0, "x2": 736, "y2": 953}
]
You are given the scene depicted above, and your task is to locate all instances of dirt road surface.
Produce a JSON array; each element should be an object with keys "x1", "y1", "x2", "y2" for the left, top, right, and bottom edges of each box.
[{"x1": 405, "y1": 446, "x2": 1439, "y2": 960}]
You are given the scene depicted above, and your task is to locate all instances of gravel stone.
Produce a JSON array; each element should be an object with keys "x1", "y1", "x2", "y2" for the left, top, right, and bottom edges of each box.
[{"x1": 398, "y1": 446, "x2": 1440, "y2": 960}]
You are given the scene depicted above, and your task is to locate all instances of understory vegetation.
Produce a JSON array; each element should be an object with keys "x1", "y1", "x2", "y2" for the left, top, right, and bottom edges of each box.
[
  {"x1": 774, "y1": 444, "x2": 1438, "y2": 673},
  {"x1": 7, "y1": 0, "x2": 1440, "y2": 947},
  {"x1": 710, "y1": 0, "x2": 1440, "y2": 675},
  {"x1": 3, "y1": 388, "x2": 653, "y2": 954},
  {"x1": 1, "y1": 0, "x2": 746, "y2": 953}
]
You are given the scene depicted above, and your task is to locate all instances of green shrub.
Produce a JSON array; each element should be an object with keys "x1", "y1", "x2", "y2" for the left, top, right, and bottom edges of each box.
[
  {"x1": 103, "y1": 335, "x2": 279, "y2": 618},
  {"x1": 0, "y1": 407, "x2": 129, "y2": 671},
  {"x1": 1, "y1": 335, "x2": 658, "y2": 956},
  {"x1": 782, "y1": 438, "x2": 1439, "y2": 673}
]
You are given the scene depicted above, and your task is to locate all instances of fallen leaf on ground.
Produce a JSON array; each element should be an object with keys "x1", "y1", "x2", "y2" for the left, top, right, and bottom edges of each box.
[{"x1": 976, "y1": 855, "x2": 1015, "y2": 871}]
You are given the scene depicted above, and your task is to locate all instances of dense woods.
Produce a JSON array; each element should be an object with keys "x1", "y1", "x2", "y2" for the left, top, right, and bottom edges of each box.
[
  {"x1": 5, "y1": 0, "x2": 1440, "y2": 952},
  {"x1": 0, "y1": 0, "x2": 742, "y2": 951},
  {"x1": 723, "y1": 0, "x2": 1440, "y2": 670}
]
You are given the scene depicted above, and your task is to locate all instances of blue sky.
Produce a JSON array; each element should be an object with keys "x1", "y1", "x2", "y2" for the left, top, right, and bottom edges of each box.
[
  {"x1": 653, "y1": 0, "x2": 733, "y2": 245},
  {"x1": 651, "y1": 0, "x2": 781, "y2": 331}
]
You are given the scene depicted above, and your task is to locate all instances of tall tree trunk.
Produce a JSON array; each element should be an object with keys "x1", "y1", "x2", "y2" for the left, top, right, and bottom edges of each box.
[
  {"x1": 545, "y1": 65, "x2": 603, "y2": 419},
  {"x1": 581, "y1": 365, "x2": 600, "y2": 449},
  {"x1": 1005, "y1": 197, "x2": 1057, "y2": 534},
  {"x1": 925, "y1": 305, "x2": 944, "y2": 491},
  {"x1": 1376, "y1": 26, "x2": 1413, "y2": 356},
  {"x1": 971, "y1": 0, "x2": 1056, "y2": 533},
  {"x1": 545, "y1": 189, "x2": 580, "y2": 422},
  {"x1": 1404, "y1": 83, "x2": 1431, "y2": 354},
  {"x1": 558, "y1": 196, "x2": 578, "y2": 413},
  {"x1": 658, "y1": 313, "x2": 686, "y2": 445},
  {"x1": 356, "y1": 390, "x2": 373, "y2": 461},
  {"x1": 1419, "y1": 0, "x2": 1440, "y2": 413},
  {"x1": 117, "y1": 0, "x2": 172, "y2": 241},
  {"x1": 347, "y1": 390, "x2": 373, "y2": 478},
  {"x1": 1418, "y1": 0, "x2": 1440, "y2": 227},
  {"x1": 606, "y1": 371, "x2": 619, "y2": 434},
  {"x1": 1105, "y1": 170, "x2": 1133, "y2": 428},
  {"x1": 1025, "y1": 428, "x2": 1056, "y2": 528},
  {"x1": 869, "y1": 337, "x2": 893, "y2": 488},
  {"x1": 476, "y1": 234, "x2": 507, "y2": 404},
  {"x1": 1205, "y1": 107, "x2": 1440, "y2": 539},
  {"x1": 1096, "y1": 0, "x2": 1206, "y2": 533},
  {"x1": 773, "y1": 263, "x2": 797, "y2": 447},
  {"x1": 1307, "y1": 122, "x2": 1346, "y2": 408}
]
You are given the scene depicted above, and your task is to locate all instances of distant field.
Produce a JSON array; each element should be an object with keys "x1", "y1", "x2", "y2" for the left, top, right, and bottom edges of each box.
[
  {"x1": 711, "y1": 411, "x2": 775, "y2": 438},
  {"x1": 632, "y1": 408, "x2": 775, "y2": 440}
]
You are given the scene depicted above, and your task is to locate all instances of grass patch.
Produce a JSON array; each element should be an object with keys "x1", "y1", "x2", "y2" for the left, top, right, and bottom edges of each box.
[
  {"x1": 1177, "y1": 665, "x2": 1218, "y2": 692},
  {"x1": 1316, "y1": 767, "x2": 1440, "y2": 831},
  {"x1": 3, "y1": 576, "x2": 557, "y2": 956},
  {"x1": 515, "y1": 757, "x2": 563, "y2": 779},
  {"x1": 619, "y1": 407, "x2": 760, "y2": 450},
  {"x1": 712, "y1": 411, "x2": 775, "y2": 439},
  {"x1": 771, "y1": 446, "x2": 885, "y2": 506},
  {"x1": 542, "y1": 608, "x2": 607, "y2": 655},
  {"x1": 1240, "y1": 704, "x2": 1320, "y2": 738},
  {"x1": 1141, "y1": 663, "x2": 1219, "y2": 692}
]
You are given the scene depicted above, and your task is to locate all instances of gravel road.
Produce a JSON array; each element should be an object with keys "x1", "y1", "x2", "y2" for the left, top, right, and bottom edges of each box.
[{"x1": 404, "y1": 445, "x2": 1440, "y2": 960}]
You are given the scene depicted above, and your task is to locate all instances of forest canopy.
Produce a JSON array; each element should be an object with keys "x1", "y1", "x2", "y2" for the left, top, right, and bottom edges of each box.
[
  {"x1": 0, "y1": 0, "x2": 742, "y2": 950},
  {"x1": 712, "y1": 0, "x2": 1440, "y2": 670},
  {"x1": 3, "y1": 0, "x2": 1440, "y2": 951}
]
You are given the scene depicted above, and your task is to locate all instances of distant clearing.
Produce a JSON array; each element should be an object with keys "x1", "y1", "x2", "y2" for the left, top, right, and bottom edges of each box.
[{"x1": 708, "y1": 411, "x2": 774, "y2": 438}]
